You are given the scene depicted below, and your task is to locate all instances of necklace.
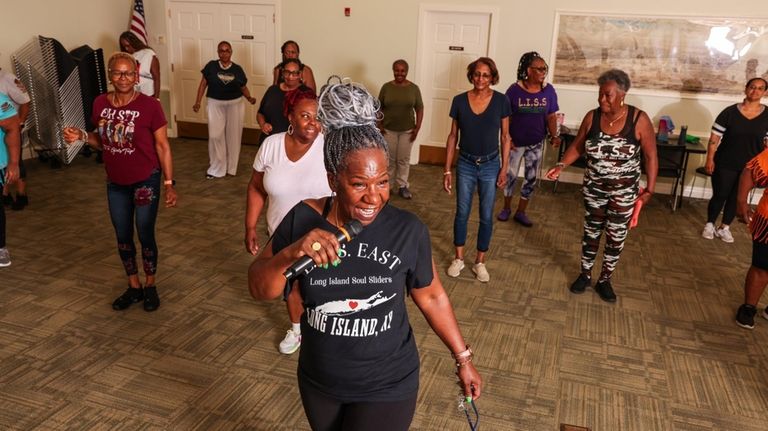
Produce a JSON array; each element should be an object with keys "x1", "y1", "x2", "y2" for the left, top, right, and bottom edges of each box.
[
  {"x1": 112, "y1": 89, "x2": 137, "y2": 107},
  {"x1": 607, "y1": 108, "x2": 627, "y2": 127}
]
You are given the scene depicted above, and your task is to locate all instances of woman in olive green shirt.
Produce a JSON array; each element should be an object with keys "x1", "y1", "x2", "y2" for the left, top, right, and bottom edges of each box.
[{"x1": 378, "y1": 59, "x2": 424, "y2": 199}]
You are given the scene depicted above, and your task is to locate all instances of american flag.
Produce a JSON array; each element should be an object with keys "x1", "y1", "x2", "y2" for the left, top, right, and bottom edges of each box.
[{"x1": 130, "y1": 0, "x2": 148, "y2": 45}]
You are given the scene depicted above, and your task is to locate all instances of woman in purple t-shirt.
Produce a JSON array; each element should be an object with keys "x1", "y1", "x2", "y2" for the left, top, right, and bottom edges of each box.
[
  {"x1": 497, "y1": 52, "x2": 561, "y2": 227},
  {"x1": 64, "y1": 52, "x2": 178, "y2": 312}
]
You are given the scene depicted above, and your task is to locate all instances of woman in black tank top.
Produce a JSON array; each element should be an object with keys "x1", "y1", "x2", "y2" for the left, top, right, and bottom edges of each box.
[{"x1": 546, "y1": 69, "x2": 658, "y2": 302}]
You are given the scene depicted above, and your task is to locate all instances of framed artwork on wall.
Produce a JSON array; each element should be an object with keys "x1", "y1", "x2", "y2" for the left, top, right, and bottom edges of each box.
[{"x1": 551, "y1": 11, "x2": 768, "y2": 99}]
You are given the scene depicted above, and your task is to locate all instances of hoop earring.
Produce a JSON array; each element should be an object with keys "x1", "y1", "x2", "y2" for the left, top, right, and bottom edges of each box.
[{"x1": 287, "y1": 124, "x2": 294, "y2": 135}]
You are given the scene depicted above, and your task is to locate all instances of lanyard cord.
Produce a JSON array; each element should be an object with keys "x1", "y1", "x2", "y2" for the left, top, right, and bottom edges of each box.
[{"x1": 459, "y1": 397, "x2": 479, "y2": 431}]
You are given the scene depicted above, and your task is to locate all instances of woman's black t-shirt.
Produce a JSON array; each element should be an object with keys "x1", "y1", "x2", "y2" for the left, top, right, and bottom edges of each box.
[
  {"x1": 272, "y1": 201, "x2": 434, "y2": 402},
  {"x1": 257, "y1": 85, "x2": 289, "y2": 144},
  {"x1": 201, "y1": 60, "x2": 247, "y2": 101},
  {"x1": 712, "y1": 104, "x2": 768, "y2": 171}
]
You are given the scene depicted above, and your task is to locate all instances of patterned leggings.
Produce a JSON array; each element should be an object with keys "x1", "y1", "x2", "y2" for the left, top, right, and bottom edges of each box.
[
  {"x1": 503, "y1": 140, "x2": 544, "y2": 200},
  {"x1": 581, "y1": 177, "x2": 638, "y2": 281}
]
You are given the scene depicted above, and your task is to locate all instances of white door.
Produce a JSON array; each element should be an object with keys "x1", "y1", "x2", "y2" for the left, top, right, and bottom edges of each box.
[
  {"x1": 169, "y1": 1, "x2": 275, "y2": 130},
  {"x1": 416, "y1": 10, "x2": 491, "y2": 155}
]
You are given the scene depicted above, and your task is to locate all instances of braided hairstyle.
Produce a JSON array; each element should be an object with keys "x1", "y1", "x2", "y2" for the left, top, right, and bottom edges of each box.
[
  {"x1": 317, "y1": 76, "x2": 388, "y2": 181},
  {"x1": 119, "y1": 31, "x2": 151, "y2": 52},
  {"x1": 517, "y1": 51, "x2": 543, "y2": 81}
]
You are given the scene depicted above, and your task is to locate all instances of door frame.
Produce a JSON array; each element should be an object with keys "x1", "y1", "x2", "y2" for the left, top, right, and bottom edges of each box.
[
  {"x1": 164, "y1": 0, "x2": 281, "y2": 139},
  {"x1": 414, "y1": 4, "x2": 500, "y2": 164}
]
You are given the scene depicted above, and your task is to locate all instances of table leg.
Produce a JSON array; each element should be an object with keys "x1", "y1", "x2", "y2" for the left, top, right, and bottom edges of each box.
[{"x1": 678, "y1": 152, "x2": 690, "y2": 209}]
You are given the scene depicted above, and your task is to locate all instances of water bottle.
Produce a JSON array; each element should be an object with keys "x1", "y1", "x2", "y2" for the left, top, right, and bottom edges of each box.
[
  {"x1": 658, "y1": 119, "x2": 668, "y2": 142},
  {"x1": 677, "y1": 125, "x2": 687, "y2": 145}
]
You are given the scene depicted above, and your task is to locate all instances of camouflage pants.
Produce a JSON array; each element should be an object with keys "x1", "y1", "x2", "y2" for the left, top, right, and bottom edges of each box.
[{"x1": 580, "y1": 176, "x2": 638, "y2": 281}]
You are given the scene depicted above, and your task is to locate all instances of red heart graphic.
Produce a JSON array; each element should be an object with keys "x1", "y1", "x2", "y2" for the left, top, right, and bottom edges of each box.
[{"x1": 349, "y1": 301, "x2": 358, "y2": 309}]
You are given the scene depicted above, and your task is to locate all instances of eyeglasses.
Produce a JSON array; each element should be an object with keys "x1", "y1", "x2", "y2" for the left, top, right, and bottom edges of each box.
[
  {"x1": 283, "y1": 70, "x2": 301, "y2": 77},
  {"x1": 530, "y1": 66, "x2": 548, "y2": 73},
  {"x1": 472, "y1": 72, "x2": 492, "y2": 80},
  {"x1": 748, "y1": 85, "x2": 767, "y2": 91},
  {"x1": 109, "y1": 70, "x2": 136, "y2": 79}
]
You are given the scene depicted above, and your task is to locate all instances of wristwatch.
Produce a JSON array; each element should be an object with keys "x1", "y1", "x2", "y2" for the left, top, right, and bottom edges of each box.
[{"x1": 164, "y1": 179, "x2": 176, "y2": 186}]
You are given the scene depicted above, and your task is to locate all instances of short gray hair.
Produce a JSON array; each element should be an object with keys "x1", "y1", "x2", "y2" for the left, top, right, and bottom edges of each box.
[{"x1": 597, "y1": 69, "x2": 631, "y2": 92}]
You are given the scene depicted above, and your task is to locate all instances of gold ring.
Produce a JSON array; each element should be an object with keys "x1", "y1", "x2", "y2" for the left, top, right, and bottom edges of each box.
[{"x1": 311, "y1": 241, "x2": 322, "y2": 251}]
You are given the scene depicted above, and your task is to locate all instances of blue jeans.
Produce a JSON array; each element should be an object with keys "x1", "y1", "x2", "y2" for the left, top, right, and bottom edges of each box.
[
  {"x1": 106, "y1": 170, "x2": 161, "y2": 276},
  {"x1": 454, "y1": 155, "x2": 499, "y2": 252}
]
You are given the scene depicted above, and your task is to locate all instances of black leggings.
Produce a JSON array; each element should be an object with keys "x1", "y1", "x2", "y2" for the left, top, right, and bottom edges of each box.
[
  {"x1": 707, "y1": 167, "x2": 741, "y2": 225},
  {"x1": 0, "y1": 167, "x2": 5, "y2": 248},
  {"x1": 0, "y1": 202, "x2": 5, "y2": 248},
  {"x1": 298, "y1": 379, "x2": 417, "y2": 431}
]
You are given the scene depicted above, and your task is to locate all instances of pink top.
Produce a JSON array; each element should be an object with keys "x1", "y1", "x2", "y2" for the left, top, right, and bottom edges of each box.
[{"x1": 92, "y1": 93, "x2": 167, "y2": 185}]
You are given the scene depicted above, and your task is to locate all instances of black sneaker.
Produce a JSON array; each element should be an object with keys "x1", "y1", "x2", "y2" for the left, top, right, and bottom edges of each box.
[
  {"x1": 569, "y1": 273, "x2": 591, "y2": 294},
  {"x1": 143, "y1": 285, "x2": 160, "y2": 312},
  {"x1": 11, "y1": 194, "x2": 27, "y2": 211},
  {"x1": 2, "y1": 194, "x2": 12, "y2": 207},
  {"x1": 112, "y1": 286, "x2": 144, "y2": 310},
  {"x1": 594, "y1": 279, "x2": 617, "y2": 303},
  {"x1": 736, "y1": 304, "x2": 757, "y2": 329}
]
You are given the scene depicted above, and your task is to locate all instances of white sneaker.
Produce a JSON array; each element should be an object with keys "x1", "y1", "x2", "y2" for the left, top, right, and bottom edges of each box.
[
  {"x1": 472, "y1": 263, "x2": 490, "y2": 282},
  {"x1": 715, "y1": 225, "x2": 734, "y2": 243},
  {"x1": 701, "y1": 222, "x2": 715, "y2": 240},
  {"x1": 0, "y1": 248, "x2": 10, "y2": 267},
  {"x1": 447, "y1": 259, "x2": 465, "y2": 277},
  {"x1": 278, "y1": 329, "x2": 301, "y2": 354}
]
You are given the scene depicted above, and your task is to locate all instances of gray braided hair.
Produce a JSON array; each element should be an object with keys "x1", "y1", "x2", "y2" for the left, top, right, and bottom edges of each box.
[{"x1": 317, "y1": 76, "x2": 388, "y2": 179}]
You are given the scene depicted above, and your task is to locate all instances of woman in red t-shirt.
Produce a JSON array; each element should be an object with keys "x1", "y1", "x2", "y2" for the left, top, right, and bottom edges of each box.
[{"x1": 63, "y1": 52, "x2": 178, "y2": 312}]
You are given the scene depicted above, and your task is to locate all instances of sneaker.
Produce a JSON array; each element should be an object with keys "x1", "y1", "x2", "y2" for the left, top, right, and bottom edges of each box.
[
  {"x1": 143, "y1": 285, "x2": 160, "y2": 312},
  {"x1": 279, "y1": 329, "x2": 302, "y2": 354},
  {"x1": 112, "y1": 286, "x2": 144, "y2": 310},
  {"x1": 471, "y1": 262, "x2": 490, "y2": 282},
  {"x1": 205, "y1": 174, "x2": 215, "y2": 179},
  {"x1": 736, "y1": 304, "x2": 757, "y2": 329},
  {"x1": 701, "y1": 222, "x2": 715, "y2": 240},
  {"x1": 594, "y1": 279, "x2": 617, "y2": 302},
  {"x1": 715, "y1": 226, "x2": 734, "y2": 243},
  {"x1": 1, "y1": 194, "x2": 12, "y2": 207},
  {"x1": 513, "y1": 211, "x2": 533, "y2": 227},
  {"x1": 11, "y1": 194, "x2": 27, "y2": 211},
  {"x1": 398, "y1": 187, "x2": 413, "y2": 200},
  {"x1": 447, "y1": 259, "x2": 465, "y2": 277},
  {"x1": 0, "y1": 248, "x2": 10, "y2": 267},
  {"x1": 569, "y1": 273, "x2": 591, "y2": 294},
  {"x1": 497, "y1": 208, "x2": 512, "y2": 221}
]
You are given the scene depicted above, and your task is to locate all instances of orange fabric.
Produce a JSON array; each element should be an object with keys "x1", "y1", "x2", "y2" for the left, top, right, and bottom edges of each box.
[{"x1": 748, "y1": 149, "x2": 768, "y2": 243}]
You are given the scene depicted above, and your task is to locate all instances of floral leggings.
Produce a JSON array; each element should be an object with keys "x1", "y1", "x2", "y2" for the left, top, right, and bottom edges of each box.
[
  {"x1": 106, "y1": 170, "x2": 161, "y2": 276},
  {"x1": 581, "y1": 176, "x2": 638, "y2": 282}
]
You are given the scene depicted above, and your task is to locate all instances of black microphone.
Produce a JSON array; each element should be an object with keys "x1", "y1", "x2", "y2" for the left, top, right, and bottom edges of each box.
[{"x1": 283, "y1": 219, "x2": 363, "y2": 280}]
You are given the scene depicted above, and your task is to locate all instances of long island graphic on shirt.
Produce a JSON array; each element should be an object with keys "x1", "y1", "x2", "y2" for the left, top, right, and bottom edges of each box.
[
  {"x1": 98, "y1": 107, "x2": 140, "y2": 155},
  {"x1": 305, "y1": 241, "x2": 403, "y2": 338}
]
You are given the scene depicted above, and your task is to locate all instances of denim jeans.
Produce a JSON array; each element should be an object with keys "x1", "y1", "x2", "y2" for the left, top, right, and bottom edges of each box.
[
  {"x1": 453, "y1": 155, "x2": 499, "y2": 252},
  {"x1": 106, "y1": 170, "x2": 161, "y2": 276}
]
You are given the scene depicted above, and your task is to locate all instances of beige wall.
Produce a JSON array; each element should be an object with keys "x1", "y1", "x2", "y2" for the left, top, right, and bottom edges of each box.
[
  {"x1": 1, "y1": 1, "x2": 763, "y2": 152},
  {"x1": 0, "y1": 0, "x2": 134, "y2": 72}
]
